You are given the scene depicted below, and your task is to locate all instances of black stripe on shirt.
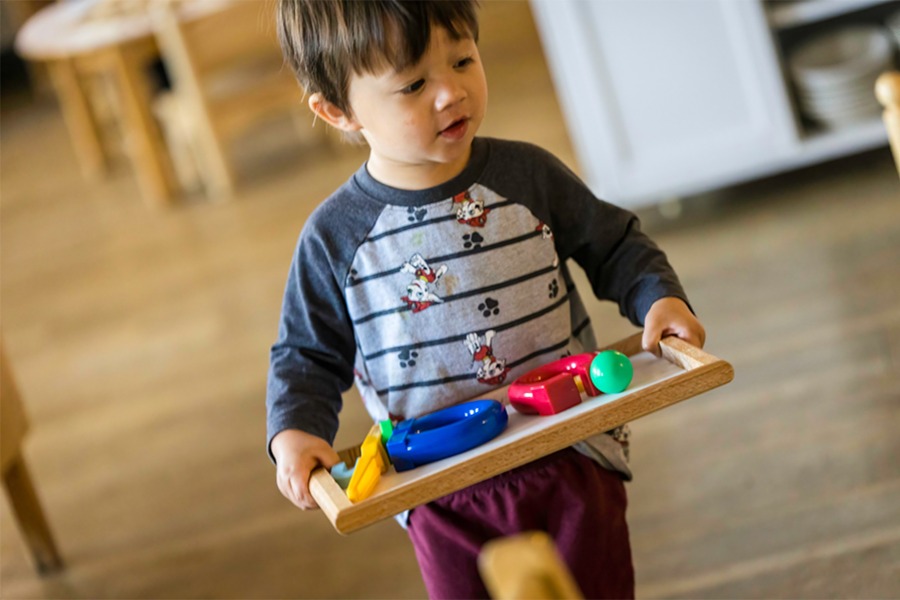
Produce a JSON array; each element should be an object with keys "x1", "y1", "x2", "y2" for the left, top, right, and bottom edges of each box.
[
  {"x1": 507, "y1": 337, "x2": 572, "y2": 370},
  {"x1": 352, "y1": 263, "x2": 559, "y2": 325},
  {"x1": 373, "y1": 336, "x2": 572, "y2": 395},
  {"x1": 362, "y1": 290, "x2": 570, "y2": 361},
  {"x1": 346, "y1": 229, "x2": 543, "y2": 288},
  {"x1": 572, "y1": 317, "x2": 591, "y2": 338}
]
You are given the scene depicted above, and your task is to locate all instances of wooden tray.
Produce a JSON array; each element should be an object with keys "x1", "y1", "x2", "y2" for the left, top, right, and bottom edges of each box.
[{"x1": 310, "y1": 333, "x2": 734, "y2": 534}]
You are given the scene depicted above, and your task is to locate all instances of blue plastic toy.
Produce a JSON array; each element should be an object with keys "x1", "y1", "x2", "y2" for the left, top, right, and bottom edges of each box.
[
  {"x1": 330, "y1": 459, "x2": 358, "y2": 490},
  {"x1": 386, "y1": 399, "x2": 508, "y2": 472}
]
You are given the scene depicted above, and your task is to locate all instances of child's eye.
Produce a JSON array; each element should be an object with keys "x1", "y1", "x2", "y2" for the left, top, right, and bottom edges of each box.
[
  {"x1": 455, "y1": 56, "x2": 474, "y2": 69},
  {"x1": 401, "y1": 79, "x2": 425, "y2": 94}
]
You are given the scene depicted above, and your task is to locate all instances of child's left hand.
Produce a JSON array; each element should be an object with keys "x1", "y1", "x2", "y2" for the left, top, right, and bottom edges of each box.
[{"x1": 642, "y1": 297, "x2": 706, "y2": 356}]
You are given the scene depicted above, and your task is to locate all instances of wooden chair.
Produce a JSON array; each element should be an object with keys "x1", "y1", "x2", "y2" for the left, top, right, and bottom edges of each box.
[
  {"x1": 875, "y1": 71, "x2": 900, "y2": 177},
  {"x1": 478, "y1": 531, "x2": 583, "y2": 599},
  {"x1": 1, "y1": 342, "x2": 64, "y2": 574},
  {"x1": 150, "y1": 0, "x2": 315, "y2": 199}
]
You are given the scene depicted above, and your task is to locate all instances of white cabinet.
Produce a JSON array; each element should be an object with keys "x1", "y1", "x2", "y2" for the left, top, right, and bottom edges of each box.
[{"x1": 530, "y1": 0, "x2": 895, "y2": 208}]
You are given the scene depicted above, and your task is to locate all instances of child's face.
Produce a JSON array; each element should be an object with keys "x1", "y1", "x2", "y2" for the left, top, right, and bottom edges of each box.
[{"x1": 344, "y1": 27, "x2": 487, "y2": 189}]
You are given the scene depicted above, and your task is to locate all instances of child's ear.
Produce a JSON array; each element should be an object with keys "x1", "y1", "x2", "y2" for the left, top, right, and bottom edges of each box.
[{"x1": 308, "y1": 93, "x2": 361, "y2": 132}]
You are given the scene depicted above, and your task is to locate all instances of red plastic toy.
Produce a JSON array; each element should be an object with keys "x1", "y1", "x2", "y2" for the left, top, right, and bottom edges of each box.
[
  {"x1": 507, "y1": 353, "x2": 598, "y2": 415},
  {"x1": 508, "y1": 350, "x2": 634, "y2": 415}
]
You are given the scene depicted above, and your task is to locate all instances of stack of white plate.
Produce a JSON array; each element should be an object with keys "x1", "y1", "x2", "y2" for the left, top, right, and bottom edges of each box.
[
  {"x1": 887, "y1": 9, "x2": 900, "y2": 49},
  {"x1": 788, "y1": 25, "x2": 895, "y2": 128}
]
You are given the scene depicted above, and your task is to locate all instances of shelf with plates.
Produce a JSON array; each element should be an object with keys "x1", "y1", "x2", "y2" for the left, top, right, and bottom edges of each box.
[
  {"x1": 766, "y1": 0, "x2": 894, "y2": 30},
  {"x1": 769, "y1": 1, "x2": 899, "y2": 151},
  {"x1": 800, "y1": 116, "x2": 888, "y2": 154},
  {"x1": 530, "y1": 0, "x2": 897, "y2": 208},
  {"x1": 788, "y1": 25, "x2": 893, "y2": 130}
]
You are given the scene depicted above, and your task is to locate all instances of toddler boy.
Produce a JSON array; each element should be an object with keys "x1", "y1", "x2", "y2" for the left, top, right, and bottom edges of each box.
[{"x1": 267, "y1": 1, "x2": 705, "y2": 597}]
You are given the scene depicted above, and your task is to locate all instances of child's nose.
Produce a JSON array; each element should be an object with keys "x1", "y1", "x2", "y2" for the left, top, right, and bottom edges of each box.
[{"x1": 434, "y1": 77, "x2": 466, "y2": 111}]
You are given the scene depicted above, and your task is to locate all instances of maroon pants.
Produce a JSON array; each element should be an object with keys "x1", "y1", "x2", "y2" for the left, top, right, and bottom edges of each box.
[{"x1": 407, "y1": 448, "x2": 634, "y2": 599}]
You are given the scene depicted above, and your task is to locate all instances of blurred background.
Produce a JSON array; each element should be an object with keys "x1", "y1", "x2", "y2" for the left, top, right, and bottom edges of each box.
[{"x1": 1, "y1": 0, "x2": 899, "y2": 598}]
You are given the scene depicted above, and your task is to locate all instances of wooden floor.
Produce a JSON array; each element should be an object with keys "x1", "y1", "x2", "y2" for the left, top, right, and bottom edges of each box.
[{"x1": 2, "y1": 3, "x2": 899, "y2": 598}]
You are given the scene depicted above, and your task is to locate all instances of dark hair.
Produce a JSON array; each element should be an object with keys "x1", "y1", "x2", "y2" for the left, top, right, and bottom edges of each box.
[{"x1": 277, "y1": 0, "x2": 479, "y2": 113}]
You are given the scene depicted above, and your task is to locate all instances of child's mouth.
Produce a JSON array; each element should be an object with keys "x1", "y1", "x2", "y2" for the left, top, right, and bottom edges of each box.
[{"x1": 439, "y1": 118, "x2": 468, "y2": 140}]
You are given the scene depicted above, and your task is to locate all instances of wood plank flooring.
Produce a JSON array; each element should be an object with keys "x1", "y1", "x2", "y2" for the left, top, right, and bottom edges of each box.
[{"x1": 2, "y1": 2, "x2": 899, "y2": 598}]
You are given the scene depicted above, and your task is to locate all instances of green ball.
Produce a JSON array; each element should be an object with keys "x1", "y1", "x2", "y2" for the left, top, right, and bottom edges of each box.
[{"x1": 589, "y1": 350, "x2": 634, "y2": 394}]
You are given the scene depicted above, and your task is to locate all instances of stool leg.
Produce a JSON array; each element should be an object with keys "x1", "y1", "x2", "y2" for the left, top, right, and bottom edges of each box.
[
  {"x1": 47, "y1": 58, "x2": 109, "y2": 182},
  {"x1": 3, "y1": 454, "x2": 64, "y2": 574}
]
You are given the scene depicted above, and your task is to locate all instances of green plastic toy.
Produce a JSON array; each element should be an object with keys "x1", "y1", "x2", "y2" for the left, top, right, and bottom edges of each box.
[{"x1": 589, "y1": 350, "x2": 633, "y2": 394}]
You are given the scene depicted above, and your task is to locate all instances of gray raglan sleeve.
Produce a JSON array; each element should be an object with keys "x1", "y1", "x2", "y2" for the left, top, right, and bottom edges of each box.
[
  {"x1": 495, "y1": 141, "x2": 690, "y2": 325},
  {"x1": 265, "y1": 223, "x2": 357, "y2": 462},
  {"x1": 547, "y1": 158, "x2": 689, "y2": 325},
  {"x1": 566, "y1": 201, "x2": 690, "y2": 326}
]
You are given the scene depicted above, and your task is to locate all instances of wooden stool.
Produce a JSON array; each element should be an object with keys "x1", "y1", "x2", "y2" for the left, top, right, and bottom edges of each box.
[
  {"x1": 479, "y1": 531, "x2": 583, "y2": 600},
  {"x1": 150, "y1": 0, "x2": 325, "y2": 200},
  {"x1": 1, "y1": 342, "x2": 64, "y2": 575}
]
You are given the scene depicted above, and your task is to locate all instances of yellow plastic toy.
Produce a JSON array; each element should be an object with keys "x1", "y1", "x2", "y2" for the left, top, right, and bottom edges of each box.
[{"x1": 346, "y1": 424, "x2": 390, "y2": 503}]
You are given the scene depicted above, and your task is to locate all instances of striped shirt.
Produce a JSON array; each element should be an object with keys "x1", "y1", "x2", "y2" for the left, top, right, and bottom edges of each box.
[{"x1": 266, "y1": 137, "x2": 689, "y2": 477}]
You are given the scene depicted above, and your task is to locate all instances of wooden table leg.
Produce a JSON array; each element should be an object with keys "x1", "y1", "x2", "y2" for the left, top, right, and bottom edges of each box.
[
  {"x1": 46, "y1": 58, "x2": 108, "y2": 181},
  {"x1": 2, "y1": 454, "x2": 64, "y2": 575},
  {"x1": 109, "y1": 42, "x2": 179, "y2": 208}
]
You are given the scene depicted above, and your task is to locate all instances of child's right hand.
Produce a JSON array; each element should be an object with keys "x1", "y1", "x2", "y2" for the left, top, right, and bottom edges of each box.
[{"x1": 271, "y1": 429, "x2": 341, "y2": 510}]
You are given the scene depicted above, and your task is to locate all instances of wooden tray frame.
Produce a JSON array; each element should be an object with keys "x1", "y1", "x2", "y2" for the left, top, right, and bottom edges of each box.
[{"x1": 310, "y1": 333, "x2": 734, "y2": 534}]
